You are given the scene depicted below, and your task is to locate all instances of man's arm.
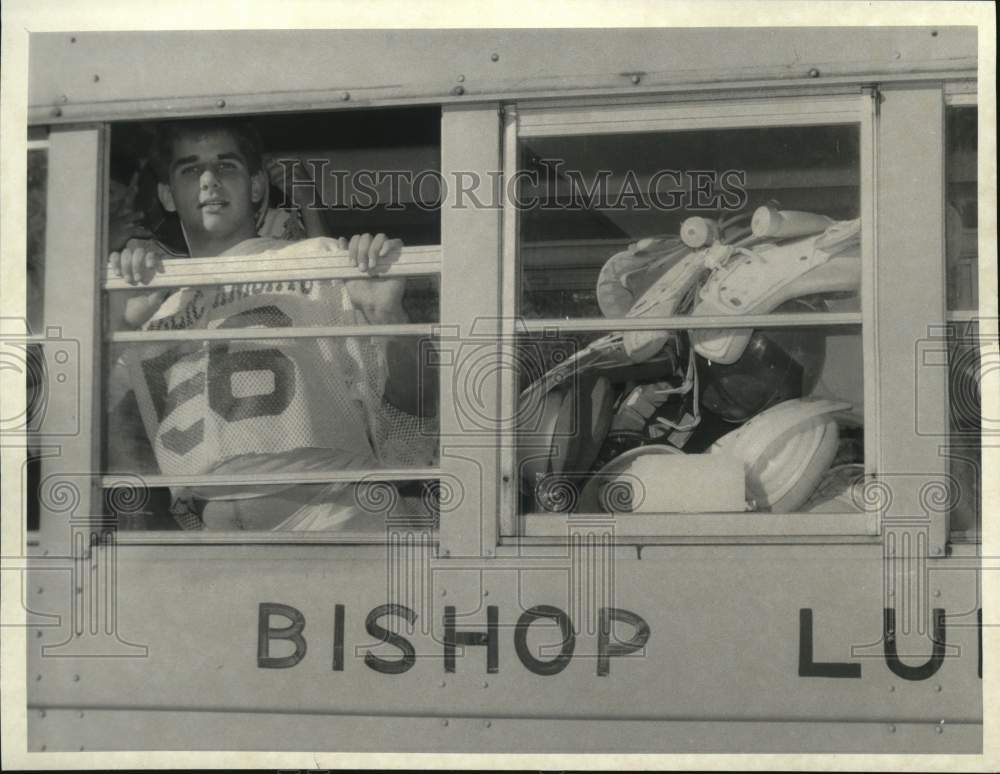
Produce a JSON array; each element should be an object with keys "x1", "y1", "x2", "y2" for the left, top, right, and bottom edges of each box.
[
  {"x1": 363, "y1": 306, "x2": 437, "y2": 418},
  {"x1": 344, "y1": 233, "x2": 437, "y2": 418},
  {"x1": 107, "y1": 242, "x2": 170, "y2": 331}
]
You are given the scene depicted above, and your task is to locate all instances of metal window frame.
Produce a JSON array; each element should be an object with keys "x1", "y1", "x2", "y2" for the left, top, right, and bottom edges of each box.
[
  {"x1": 38, "y1": 121, "x2": 450, "y2": 549},
  {"x1": 36, "y1": 126, "x2": 106, "y2": 554},
  {"x1": 500, "y1": 91, "x2": 880, "y2": 543}
]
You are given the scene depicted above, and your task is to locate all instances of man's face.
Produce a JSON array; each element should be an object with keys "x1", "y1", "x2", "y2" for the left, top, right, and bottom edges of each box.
[{"x1": 158, "y1": 130, "x2": 263, "y2": 244}]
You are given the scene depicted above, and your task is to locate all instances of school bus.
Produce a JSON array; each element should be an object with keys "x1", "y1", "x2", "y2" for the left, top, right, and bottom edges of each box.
[{"x1": 12, "y1": 25, "x2": 990, "y2": 755}]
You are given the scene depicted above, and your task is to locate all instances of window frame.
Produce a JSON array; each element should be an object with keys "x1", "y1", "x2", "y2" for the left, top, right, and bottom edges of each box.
[
  {"x1": 40, "y1": 115, "x2": 455, "y2": 549},
  {"x1": 499, "y1": 92, "x2": 882, "y2": 544}
]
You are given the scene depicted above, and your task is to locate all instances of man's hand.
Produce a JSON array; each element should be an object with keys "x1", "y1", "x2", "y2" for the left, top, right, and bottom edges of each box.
[
  {"x1": 108, "y1": 240, "x2": 170, "y2": 329},
  {"x1": 341, "y1": 233, "x2": 406, "y2": 322},
  {"x1": 110, "y1": 240, "x2": 168, "y2": 286}
]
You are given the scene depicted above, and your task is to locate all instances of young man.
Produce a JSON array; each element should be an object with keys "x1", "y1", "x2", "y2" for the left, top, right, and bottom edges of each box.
[{"x1": 108, "y1": 118, "x2": 435, "y2": 530}]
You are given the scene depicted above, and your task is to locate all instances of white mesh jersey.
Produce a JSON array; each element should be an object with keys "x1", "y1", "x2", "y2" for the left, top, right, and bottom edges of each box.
[{"x1": 124, "y1": 237, "x2": 436, "y2": 500}]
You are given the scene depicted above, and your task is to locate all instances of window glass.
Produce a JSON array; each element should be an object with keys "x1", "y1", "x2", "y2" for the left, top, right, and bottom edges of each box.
[
  {"x1": 27, "y1": 148, "x2": 47, "y2": 333},
  {"x1": 947, "y1": 321, "x2": 981, "y2": 536},
  {"x1": 25, "y1": 146, "x2": 48, "y2": 532},
  {"x1": 512, "y1": 120, "x2": 865, "y2": 523},
  {"x1": 946, "y1": 107, "x2": 977, "y2": 311},
  {"x1": 518, "y1": 124, "x2": 860, "y2": 318},
  {"x1": 101, "y1": 109, "x2": 441, "y2": 532},
  {"x1": 946, "y1": 106, "x2": 980, "y2": 538}
]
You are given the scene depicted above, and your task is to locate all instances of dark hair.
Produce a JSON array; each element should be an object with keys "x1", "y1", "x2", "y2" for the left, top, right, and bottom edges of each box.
[{"x1": 150, "y1": 118, "x2": 263, "y2": 182}]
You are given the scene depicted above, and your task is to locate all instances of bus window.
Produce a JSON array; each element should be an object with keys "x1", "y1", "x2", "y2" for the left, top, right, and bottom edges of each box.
[
  {"x1": 27, "y1": 140, "x2": 47, "y2": 333},
  {"x1": 100, "y1": 109, "x2": 441, "y2": 534},
  {"x1": 946, "y1": 106, "x2": 977, "y2": 312},
  {"x1": 506, "y1": 98, "x2": 869, "y2": 535},
  {"x1": 25, "y1": 135, "x2": 48, "y2": 532},
  {"x1": 946, "y1": 105, "x2": 980, "y2": 540}
]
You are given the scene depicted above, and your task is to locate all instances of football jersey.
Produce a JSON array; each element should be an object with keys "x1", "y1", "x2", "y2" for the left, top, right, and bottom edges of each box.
[{"x1": 124, "y1": 237, "x2": 436, "y2": 500}]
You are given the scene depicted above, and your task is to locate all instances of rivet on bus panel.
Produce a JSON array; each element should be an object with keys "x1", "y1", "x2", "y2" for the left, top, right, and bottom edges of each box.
[
  {"x1": 808, "y1": 68, "x2": 820, "y2": 78},
  {"x1": 491, "y1": 53, "x2": 499, "y2": 62},
  {"x1": 341, "y1": 92, "x2": 351, "y2": 101},
  {"x1": 452, "y1": 85, "x2": 465, "y2": 96},
  {"x1": 216, "y1": 99, "x2": 226, "y2": 109}
]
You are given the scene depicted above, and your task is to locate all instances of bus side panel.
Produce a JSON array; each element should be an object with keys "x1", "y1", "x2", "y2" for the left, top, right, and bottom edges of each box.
[{"x1": 26, "y1": 543, "x2": 981, "y2": 752}]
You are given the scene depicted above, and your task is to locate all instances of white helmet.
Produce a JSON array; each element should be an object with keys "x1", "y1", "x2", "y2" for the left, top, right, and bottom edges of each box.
[{"x1": 709, "y1": 398, "x2": 849, "y2": 512}]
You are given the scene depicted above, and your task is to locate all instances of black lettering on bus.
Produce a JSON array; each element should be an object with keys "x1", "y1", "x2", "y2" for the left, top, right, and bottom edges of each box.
[
  {"x1": 883, "y1": 607, "x2": 946, "y2": 681},
  {"x1": 798, "y1": 609, "x2": 861, "y2": 678},
  {"x1": 514, "y1": 605, "x2": 576, "y2": 676},
  {"x1": 597, "y1": 607, "x2": 650, "y2": 676},
  {"x1": 364, "y1": 604, "x2": 417, "y2": 675},
  {"x1": 444, "y1": 605, "x2": 498, "y2": 674},
  {"x1": 332, "y1": 604, "x2": 345, "y2": 672},
  {"x1": 257, "y1": 603, "x2": 306, "y2": 669}
]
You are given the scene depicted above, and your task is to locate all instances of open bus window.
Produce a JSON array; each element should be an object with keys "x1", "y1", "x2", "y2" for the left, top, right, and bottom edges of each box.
[
  {"x1": 946, "y1": 106, "x2": 977, "y2": 312},
  {"x1": 100, "y1": 109, "x2": 441, "y2": 533},
  {"x1": 946, "y1": 105, "x2": 980, "y2": 539},
  {"x1": 510, "y1": 112, "x2": 866, "y2": 525},
  {"x1": 25, "y1": 140, "x2": 48, "y2": 532}
]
